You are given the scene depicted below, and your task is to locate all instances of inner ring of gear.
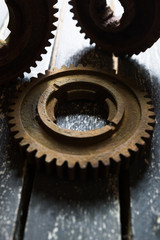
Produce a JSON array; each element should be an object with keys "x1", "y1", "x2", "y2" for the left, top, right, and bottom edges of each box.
[
  {"x1": 8, "y1": 66, "x2": 155, "y2": 179},
  {"x1": 0, "y1": 0, "x2": 58, "y2": 84},
  {"x1": 37, "y1": 79, "x2": 124, "y2": 142}
]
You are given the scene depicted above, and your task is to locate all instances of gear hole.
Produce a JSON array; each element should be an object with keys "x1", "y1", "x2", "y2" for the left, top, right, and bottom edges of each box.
[
  {"x1": 107, "y1": 0, "x2": 124, "y2": 19},
  {"x1": 0, "y1": 0, "x2": 10, "y2": 44},
  {"x1": 55, "y1": 100, "x2": 108, "y2": 131}
]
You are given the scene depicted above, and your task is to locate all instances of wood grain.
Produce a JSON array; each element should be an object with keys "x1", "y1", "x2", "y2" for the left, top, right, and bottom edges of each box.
[{"x1": 24, "y1": 1, "x2": 121, "y2": 240}]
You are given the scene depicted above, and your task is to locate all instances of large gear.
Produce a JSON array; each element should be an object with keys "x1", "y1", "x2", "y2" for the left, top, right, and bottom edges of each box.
[
  {"x1": 8, "y1": 66, "x2": 155, "y2": 180},
  {"x1": 69, "y1": 0, "x2": 160, "y2": 56},
  {"x1": 0, "y1": 0, "x2": 58, "y2": 84}
]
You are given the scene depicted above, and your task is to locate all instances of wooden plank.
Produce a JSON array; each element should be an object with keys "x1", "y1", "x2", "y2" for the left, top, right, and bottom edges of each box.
[
  {"x1": 24, "y1": 1, "x2": 121, "y2": 239},
  {"x1": 24, "y1": 174, "x2": 120, "y2": 240},
  {"x1": 0, "y1": 86, "x2": 24, "y2": 240},
  {"x1": 0, "y1": 5, "x2": 55, "y2": 239},
  {"x1": 118, "y1": 41, "x2": 160, "y2": 239}
]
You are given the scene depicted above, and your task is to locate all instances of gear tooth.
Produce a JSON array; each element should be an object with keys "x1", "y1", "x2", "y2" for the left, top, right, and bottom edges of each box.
[
  {"x1": 131, "y1": 144, "x2": 139, "y2": 152},
  {"x1": 69, "y1": 64, "x2": 76, "y2": 69},
  {"x1": 148, "y1": 118, "x2": 156, "y2": 126},
  {"x1": 90, "y1": 161, "x2": 99, "y2": 168},
  {"x1": 27, "y1": 145, "x2": 36, "y2": 153},
  {"x1": 70, "y1": 8, "x2": 74, "y2": 13},
  {"x1": 112, "y1": 153, "x2": 121, "y2": 163},
  {"x1": 45, "y1": 41, "x2": 52, "y2": 47},
  {"x1": 146, "y1": 124, "x2": 154, "y2": 132},
  {"x1": 53, "y1": 8, "x2": 59, "y2": 14},
  {"x1": 139, "y1": 138, "x2": 146, "y2": 146},
  {"x1": 19, "y1": 139, "x2": 29, "y2": 147},
  {"x1": 84, "y1": 34, "x2": 88, "y2": 40},
  {"x1": 147, "y1": 104, "x2": 154, "y2": 111},
  {"x1": 89, "y1": 39, "x2": 94, "y2": 44},
  {"x1": 79, "y1": 161, "x2": 87, "y2": 169},
  {"x1": 10, "y1": 125, "x2": 19, "y2": 133},
  {"x1": 143, "y1": 131, "x2": 152, "y2": 139},
  {"x1": 53, "y1": 15, "x2": 58, "y2": 22},
  {"x1": 35, "y1": 151, "x2": 44, "y2": 159},
  {"x1": 75, "y1": 22, "x2": 80, "y2": 27},
  {"x1": 68, "y1": 0, "x2": 72, "y2": 5},
  {"x1": 121, "y1": 149, "x2": 131, "y2": 159},
  {"x1": 61, "y1": 65, "x2": 68, "y2": 70},
  {"x1": 77, "y1": 64, "x2": 84, "y2": 68},
  {"x1": 56, "y1": 159, "x2": 65, "y2": 167},
  {"x1": 14, "y1": 132, "x2": 23, "y2": 140},
  {"x1": 45, "y1": 70, "x2": 52, "y2": 76},
  {"x1": 30, "y1": 77, "x2": 36, "y2": 82},
  {"x1": 8, "y1": 117, "x2": 15, "y2": 124},
  {"x1": 37, "y1": 73, "x2": 45, "y2": 79},
  {"x1": 45, "y1": 153, "x2": 53, "y2": 163},
  {"x1": 52, "y1": 67, "x2": 60, "y2": 73},
  {"x1": 148, "y1": 111, "x2": 156, "y2": 119},
  {"x1": 68, "y1": 161, "x2": 75, "y2": 168}
]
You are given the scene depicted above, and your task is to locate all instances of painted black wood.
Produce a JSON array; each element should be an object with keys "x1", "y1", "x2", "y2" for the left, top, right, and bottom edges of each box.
[
  {"x1": 1, "y1": 0, "x2": 160, "y2": 239},
  {"x1": 0, "y1": 85, "x2": 24, "y2": 240},
  {"x1": 24, "y1": 1, "x2": 121, "y2": 240},
  {"x1": 118, "y1": 42, "x2": 160, "y2": 239}
]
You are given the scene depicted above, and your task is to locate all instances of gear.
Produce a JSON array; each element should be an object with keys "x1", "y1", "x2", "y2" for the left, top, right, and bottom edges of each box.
[
  {"x1": 69, "y1": 0, "x2": 160, "y2": 56},
  {"x1": 0, "y1": 0, "x2": 58, "y2": 84},
  {"x1": 8, "y1": 66, "x2": 155, "y2": 180}
]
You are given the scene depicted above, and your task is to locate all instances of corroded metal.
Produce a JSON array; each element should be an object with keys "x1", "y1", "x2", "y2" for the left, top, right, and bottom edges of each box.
[
  {"x1": 0, "y1": 0, "x2": 58, "y2": 84},
  {"x1": 69, "y1": 0, "x2": 160, "y2": 56},
  {"x1": 8, "y1": 66, "x2": 155, "y2": 179}
]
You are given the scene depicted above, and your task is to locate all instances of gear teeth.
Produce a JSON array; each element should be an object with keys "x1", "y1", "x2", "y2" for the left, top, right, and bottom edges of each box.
[
  {"x1": 69, "y1": 0, "x2": 160, "y2": 56},
  {"x1": 0, "y1": 0, "x2": 58, "y2": 84}
]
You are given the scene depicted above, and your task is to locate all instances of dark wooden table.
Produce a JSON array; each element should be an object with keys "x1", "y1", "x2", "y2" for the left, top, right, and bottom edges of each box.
[{"x1": 0, "y1": 1, "x2": 160, "y2": 239}]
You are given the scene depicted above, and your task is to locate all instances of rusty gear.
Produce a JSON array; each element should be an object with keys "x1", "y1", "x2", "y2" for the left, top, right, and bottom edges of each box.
[
  {"x1": 69, "y1": 0, "x2": 160, "y2": 56},
  {"x1": 8, "y1": 66, "x2": 155, "y2": 179},
  {"x1": 0, "y1": 0, "x2": 58, "y2": 84}
]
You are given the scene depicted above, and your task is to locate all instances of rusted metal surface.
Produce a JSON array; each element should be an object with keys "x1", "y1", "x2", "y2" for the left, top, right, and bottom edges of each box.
[
  {"x1": 8, "y1": 66, "x2": 155, "y2": 179},
  {"x1": 0, "y1": 0, "x2": 58, "y2": 84},
  {"x1": 69, "y1": 0, "x2": 160, "y2": 56}
]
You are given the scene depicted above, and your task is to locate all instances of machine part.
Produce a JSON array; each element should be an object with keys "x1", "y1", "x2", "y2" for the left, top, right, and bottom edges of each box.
[
  {"x1": 8, "y1": 66, "x2": 155, "y2": 180},
  {"x1": 69, "y1": 0, "x2": 160, "y2": 56},
  {"x1": 0, "y1": 0, "x2": 58, "y2": 84}
]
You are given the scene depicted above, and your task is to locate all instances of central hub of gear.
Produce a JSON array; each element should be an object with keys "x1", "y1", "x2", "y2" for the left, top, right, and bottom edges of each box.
[
  {"x1": 8, "y1": 66, "x2": 155, "y2": 180},
  {"x1": 37, "y1": 79, "x2": 124, "y2": 142}
]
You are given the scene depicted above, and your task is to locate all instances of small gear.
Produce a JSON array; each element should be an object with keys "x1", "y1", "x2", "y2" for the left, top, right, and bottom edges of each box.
[
  {"x1": 8, "y1": 66, "x2": 155, "y2": 180},
  {"x1": 0, "y1": 0, "x2": 58, "y2": 84},
  {"x1": 69, "y1": 0, "x2": 160, "y2": 56}
]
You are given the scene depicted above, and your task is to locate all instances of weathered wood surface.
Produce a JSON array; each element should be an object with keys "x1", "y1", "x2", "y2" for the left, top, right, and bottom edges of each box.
[
  {"x1": 24, "y1": 1, "x2": 121, "y2": 240},
  {"x1": 118, "y1": 42, "x2": 160, "y2": 239},
  {"x1": 0, "y1": 1, "x2": 55, "y2": 239},
  {"x1": 0, "y1": 0, "x2": 160, "y2": 240}
]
